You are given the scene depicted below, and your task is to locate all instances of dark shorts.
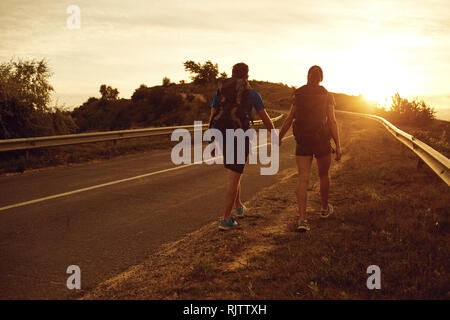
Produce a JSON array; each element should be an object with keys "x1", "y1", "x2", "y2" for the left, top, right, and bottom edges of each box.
[
  {"x1": 222, "y1": 134, "x2": 251, "y2": 174},
  {"x1": 295, "y1": 138, "x2": 331, "y2": 158}
]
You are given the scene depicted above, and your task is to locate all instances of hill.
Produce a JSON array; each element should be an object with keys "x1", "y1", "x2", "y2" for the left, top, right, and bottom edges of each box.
[{"x1": 71, "y1": 80, "x2": 376, "y2": 133}]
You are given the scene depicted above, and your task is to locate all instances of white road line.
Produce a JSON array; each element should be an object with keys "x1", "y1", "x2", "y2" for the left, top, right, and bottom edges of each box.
[{"x1": 0, "y1": 135, "x2": 294, "y2": 212}]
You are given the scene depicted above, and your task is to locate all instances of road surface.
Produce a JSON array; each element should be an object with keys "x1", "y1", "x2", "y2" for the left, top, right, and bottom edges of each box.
[{"x1": 0, "y1": 132, "x2": 297, "y2": 299}]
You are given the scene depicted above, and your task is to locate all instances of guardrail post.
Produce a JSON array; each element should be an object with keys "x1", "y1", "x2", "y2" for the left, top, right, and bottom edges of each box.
[
  {"x1": 111, "y1": 139, "x2": 117, "y2": 156},
  {"x1": 417, "y1": 159, "x2": 424, "y2": 170},
  {"x1": 400, "y1": 144, "x2": 406, "y2": 156},
  {"x1": 21, "y1": 149, "x2": 29, "y2": 172}
]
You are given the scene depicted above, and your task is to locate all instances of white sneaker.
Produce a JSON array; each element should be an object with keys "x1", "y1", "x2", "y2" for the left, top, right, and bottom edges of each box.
[
  {"x1": 297, "y1": 220, "x2": 310, "y2": 232},
  {"x1": 320, "y1": 204, "x2": 334, "y2": 218}
]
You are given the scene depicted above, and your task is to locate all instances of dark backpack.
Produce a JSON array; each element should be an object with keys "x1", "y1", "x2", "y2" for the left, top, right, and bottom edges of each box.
[
  {"x1": 293, "y1": 85, "x2": 330, "y2": 143},
  {"x1": 210, "y1": 78, "x2": 251, "y2": 131}
]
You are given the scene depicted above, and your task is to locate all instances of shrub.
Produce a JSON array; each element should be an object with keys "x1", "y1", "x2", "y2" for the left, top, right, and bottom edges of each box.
[
  {"x1": 0, "y1": 58, "x2": 78, "y2": 138},
  {"x1": 381, "y1": 93, "x2": 435, "y2": 126}
]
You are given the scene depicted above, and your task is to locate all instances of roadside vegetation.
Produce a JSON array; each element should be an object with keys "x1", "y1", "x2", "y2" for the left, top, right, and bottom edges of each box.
[
  {"x1": 374, "y1": 93, "x2": 449, "y2": 158},
  {"x1": 0, "y1": 58, "x2": 77, "y2": 139}
]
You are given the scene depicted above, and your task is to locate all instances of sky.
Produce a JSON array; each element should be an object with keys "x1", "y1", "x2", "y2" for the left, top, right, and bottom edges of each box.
[{"x1": 1, "y1": 0, "x2": 449, "y2": 117}]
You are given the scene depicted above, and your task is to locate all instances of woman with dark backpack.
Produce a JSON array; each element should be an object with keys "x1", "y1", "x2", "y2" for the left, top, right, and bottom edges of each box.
[{"x1": 279, "y1": 65, "x2": 342, "y2": 232}]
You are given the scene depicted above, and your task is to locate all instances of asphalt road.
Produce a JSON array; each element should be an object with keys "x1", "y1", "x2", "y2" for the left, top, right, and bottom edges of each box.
[{"x1": 0, "y1": 133, "x2": 297, "y2": 299}]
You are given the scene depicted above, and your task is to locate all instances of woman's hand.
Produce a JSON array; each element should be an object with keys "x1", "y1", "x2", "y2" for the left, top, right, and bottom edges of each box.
[
  {"x1": 277, "y1": 104, "x2": 295, "y2": 148},
  {"x1": 335, "y1": 145, "x2": 342, "y2": 161},
  {"x1": 277, "y1": 132, "x2": 283, "y2": 147}
]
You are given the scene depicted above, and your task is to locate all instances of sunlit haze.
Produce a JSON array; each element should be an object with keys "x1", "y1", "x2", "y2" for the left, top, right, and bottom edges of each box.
[{"x1": 1, "y1": 0, "x2": 449, "y2": 117}]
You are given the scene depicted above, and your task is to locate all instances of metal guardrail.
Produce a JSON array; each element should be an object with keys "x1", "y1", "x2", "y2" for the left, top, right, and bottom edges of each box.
[
  {"x1": 1, "y1": 109, "x2": 447, "y2": 185},
  {"x1": 338, "y1": 110, "x2": 450, "y2": 186},
  {"x1": 0, "y1": 114, "x2": 284, "y2": 152}
]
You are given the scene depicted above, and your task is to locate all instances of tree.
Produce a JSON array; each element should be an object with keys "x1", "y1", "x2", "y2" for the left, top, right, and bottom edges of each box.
[
  {"x1": 131, "y1": 84, "x2": 150, "y2": 102},
  {"x1": 183, "y1": 60, "x2": 219, "y2": 84},
  {"x1": 0, "y1": 58, "x2": 77, "y2": 138},
  {"x1": 99, "y1": 84, "x2": 119, "y2": 100},
  {"x1": 0, "y1": 58, "x2": 53, "y2": 112},
  {"x1": 162, "y1": 77, "x2": 171, "y2": 87}
]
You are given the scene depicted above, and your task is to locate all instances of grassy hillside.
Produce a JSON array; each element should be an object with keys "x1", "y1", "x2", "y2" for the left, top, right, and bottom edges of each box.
[
  {"x1": 249, "y1": 80, "x2": 294, "y2": 110},
  {"x1": 395, "y1": 119, "x2": 450, "y2": 158},
  {"x1": 70, "y1": 81, "x2": 377, "y2": 134},
  {"x1": 248, "y1": 81, "x2": 376, "y2": 114}
]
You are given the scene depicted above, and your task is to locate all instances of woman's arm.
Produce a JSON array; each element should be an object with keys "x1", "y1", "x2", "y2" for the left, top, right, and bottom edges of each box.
[
  {"x1": 256, "y1": 109, "x2": 275, "y2": 132},
  {"x1": 208, "y1": 91, "x2": 218, "y2": 127},
  {"x1": 326, "y1": 97, "x2": 341, "y2": 161},
  {"x1": 279, "y1": 104, "x2": 295, "y2": 144},
  {"x1": 208, "y1": 108, "x2": 215, "y2": 127}
]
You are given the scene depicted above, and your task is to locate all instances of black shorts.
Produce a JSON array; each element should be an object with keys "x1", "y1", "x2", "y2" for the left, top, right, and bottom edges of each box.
[
  {"x1": 295, "y1": 138, "x2": 331, "y2": 158},
  {"x1": 221, "y1": 134, "x2": 251, "y2": 174}
]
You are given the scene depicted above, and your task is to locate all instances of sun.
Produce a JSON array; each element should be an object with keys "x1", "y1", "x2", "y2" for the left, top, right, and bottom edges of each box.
[{"x1": 334, "y1": 38, "x2": 414, "y2": 108}]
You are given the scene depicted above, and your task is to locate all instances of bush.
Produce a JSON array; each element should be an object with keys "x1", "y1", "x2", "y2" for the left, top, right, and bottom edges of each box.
[
  {"x1": 73, "y1": 84, "x2": 195, "y2": 131},
  {"x1": 0, "y1": 58, "x2": 78, "y2": 138},
  {"x1": 379, "y1": 93, "x2": 435, "y2": 126},
  {"x1": 162, "y1": 77, "x2": 172, "y2": 87}
]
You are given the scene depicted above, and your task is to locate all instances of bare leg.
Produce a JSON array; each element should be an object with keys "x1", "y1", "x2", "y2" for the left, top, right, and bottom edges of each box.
[
  {"x1": 317, "y1": 154, "x2": 331, "y2": 211},
  {"x1": 234, "y1": 182, "x2": 243, "y2": 208},
  {"x1": 295, "y1": 156, "x2": 313, "y2": 221},
  {"x1": 223, "y1": 170, "x2": 242, "y2": 221}
]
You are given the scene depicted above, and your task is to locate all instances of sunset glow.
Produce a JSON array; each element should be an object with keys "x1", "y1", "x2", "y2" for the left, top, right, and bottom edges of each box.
[
  {"x1": 334, "y1": 37, "x2": 416, "y2": 105},
  {"x1": 0, "y1": 0, "x2": 449, "y2": 114}
]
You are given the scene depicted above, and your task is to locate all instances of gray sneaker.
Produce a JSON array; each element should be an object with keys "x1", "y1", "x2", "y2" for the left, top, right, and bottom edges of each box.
[
  {"x1": 234, "y1": 205, "x2": 247, "y2": 218},
  {"x1": 320, "y1": 204, "x2": 334, "y2": 218},
  {"x1": 219, "y1": 218, "x2": 237, "y2": 231},
  {"x1": 297, "y1": 219, "x2": 310, "y2": 232}
]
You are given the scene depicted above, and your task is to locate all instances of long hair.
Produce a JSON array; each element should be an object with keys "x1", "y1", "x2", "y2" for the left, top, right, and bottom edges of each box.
[{"x1": 307, "y1": 65, "x2": 323, "y2": 85}]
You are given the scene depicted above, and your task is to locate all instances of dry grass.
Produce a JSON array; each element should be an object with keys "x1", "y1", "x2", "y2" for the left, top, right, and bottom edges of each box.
[{"x1": 396, "y1": 119, "x2": 450, "y2": 158}]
